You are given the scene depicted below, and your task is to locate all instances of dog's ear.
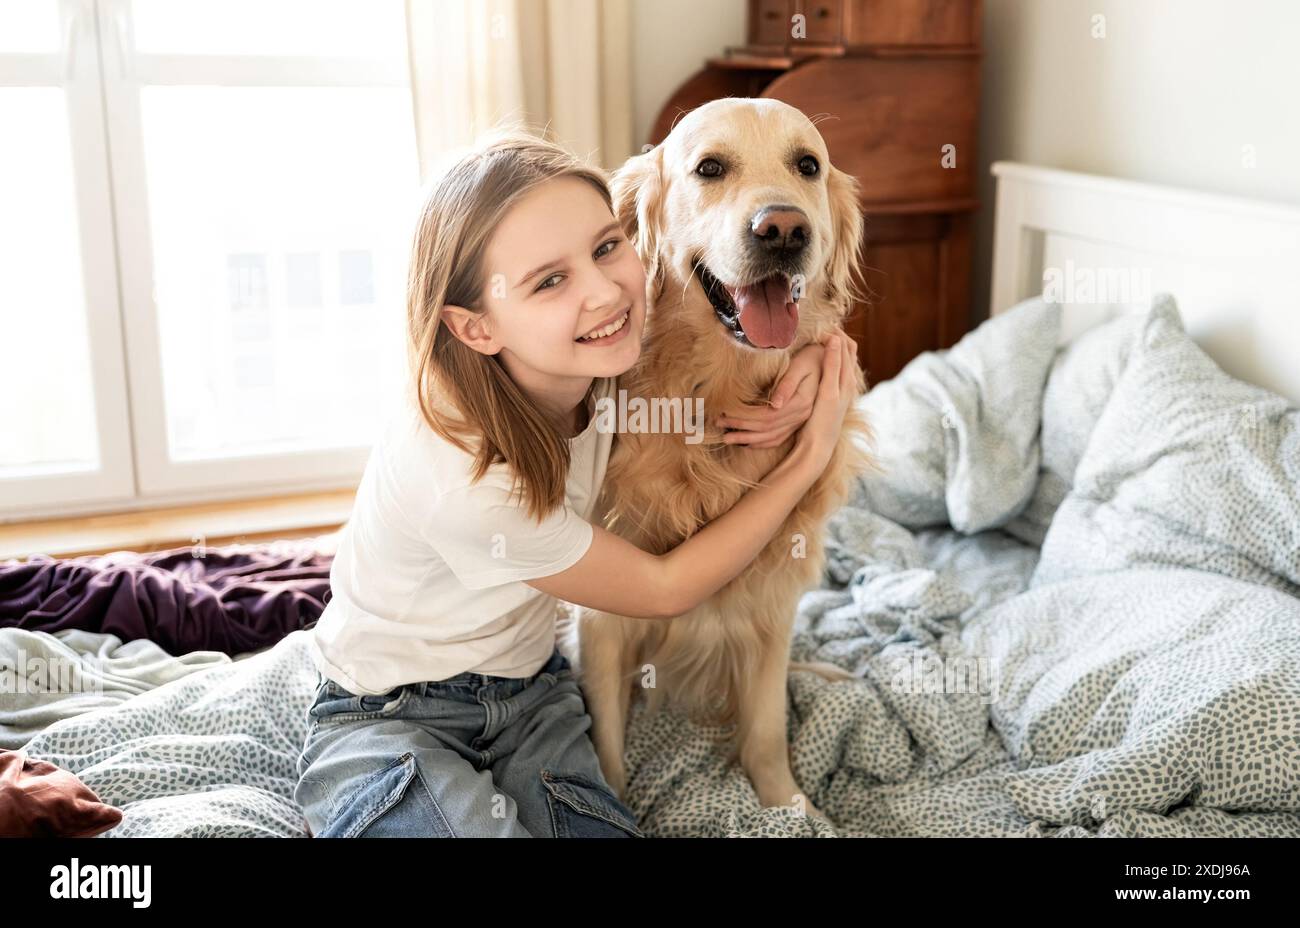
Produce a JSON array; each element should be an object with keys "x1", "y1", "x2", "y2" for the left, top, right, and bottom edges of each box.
[
  {"x1": 823, "y1": 164, "x2": 866, "y2": 316},
  {"x1": 610, "y1": 144, "x2": 667, "y2": 293}
]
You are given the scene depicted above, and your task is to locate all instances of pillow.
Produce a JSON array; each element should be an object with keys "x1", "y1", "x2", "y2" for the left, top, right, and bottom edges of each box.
[
  {"x1": 0, "y1": 749, "x2": 122, "y2": 837},
  {"x1": 1031, "y1": 293, "x2": 1300, "y2": 593},
  {"x1": 1004, "y1": 308, "x2": 1145, "y2": 546},
  {"x1": 852, "y1": 296, "x2": 1061, "y2": 534}
]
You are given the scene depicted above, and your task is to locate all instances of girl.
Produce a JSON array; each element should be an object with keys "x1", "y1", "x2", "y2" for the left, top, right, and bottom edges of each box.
[{"x1": 294, "y1": 129, "x2": 859, "y2": 838}]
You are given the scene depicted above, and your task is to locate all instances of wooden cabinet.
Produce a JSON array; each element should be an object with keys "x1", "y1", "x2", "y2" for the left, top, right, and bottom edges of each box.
[{"x1": 647, "y1": 0, "x2": 982, "y2": 384}]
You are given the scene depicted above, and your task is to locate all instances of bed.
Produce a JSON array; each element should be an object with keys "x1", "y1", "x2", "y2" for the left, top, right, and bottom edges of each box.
[{"x1": 7, "y1": 162, "x2": 1300, "y2": 837}]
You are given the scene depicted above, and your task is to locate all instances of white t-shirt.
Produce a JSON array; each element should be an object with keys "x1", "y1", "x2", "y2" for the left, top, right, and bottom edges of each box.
[{"x1": 309, "y1": 376, "x2": 616, "y2": 695}]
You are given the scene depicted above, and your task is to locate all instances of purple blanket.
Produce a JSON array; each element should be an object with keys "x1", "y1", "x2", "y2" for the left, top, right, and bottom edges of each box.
[{"x1": 0, "y1": 542, "x2": 333, "y2": 656}]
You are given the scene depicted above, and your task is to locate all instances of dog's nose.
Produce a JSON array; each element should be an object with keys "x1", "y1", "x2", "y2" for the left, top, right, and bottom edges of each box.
[{"x1": 750, "y1": 206, "x2": 810, "y2": 255}]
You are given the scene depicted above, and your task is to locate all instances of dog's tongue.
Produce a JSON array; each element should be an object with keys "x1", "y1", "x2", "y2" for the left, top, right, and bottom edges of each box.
[{"x1": 726, "y1": 277, "x2": 799, "y2": 348}]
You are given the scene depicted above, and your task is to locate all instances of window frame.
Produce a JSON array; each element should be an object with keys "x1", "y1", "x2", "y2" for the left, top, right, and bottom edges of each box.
[
  {"x1": 2, "y1": 0, "x2": 417, "y2": 521},
  {"x1": 0, "y1": 0, "x2": 136, "y2": 517}
]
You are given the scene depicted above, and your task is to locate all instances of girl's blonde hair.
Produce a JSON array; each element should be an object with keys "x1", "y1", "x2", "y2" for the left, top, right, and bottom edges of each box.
[{"x1": 406, "y1": 127, "x2": 613, "y2": 524}]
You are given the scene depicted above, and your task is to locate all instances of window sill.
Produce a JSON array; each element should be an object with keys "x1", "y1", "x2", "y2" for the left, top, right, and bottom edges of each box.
[{"x1": 0, "y1": 489, "x2": 356, "y2": 561}]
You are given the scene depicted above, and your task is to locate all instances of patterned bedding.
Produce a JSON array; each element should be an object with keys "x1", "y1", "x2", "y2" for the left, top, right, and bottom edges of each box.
[{"x1": 18, "y1": 294, "x2": 1300, "y2": 837}]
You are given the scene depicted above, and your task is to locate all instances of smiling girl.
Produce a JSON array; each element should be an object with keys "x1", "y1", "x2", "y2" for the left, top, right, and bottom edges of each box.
[{"x1": 294, "y1": 129, "x2": 858, "y2": 838}]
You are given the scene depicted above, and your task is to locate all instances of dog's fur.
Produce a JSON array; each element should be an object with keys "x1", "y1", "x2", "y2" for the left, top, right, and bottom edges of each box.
[{"x1": 577, "y1": 99, "x2": 875, "y2": 817}]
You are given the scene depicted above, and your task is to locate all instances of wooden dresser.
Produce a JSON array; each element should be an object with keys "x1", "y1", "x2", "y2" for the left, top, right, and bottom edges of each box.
[{"x1": 647, "y1": 0, "x2": 982, "y2": 384}]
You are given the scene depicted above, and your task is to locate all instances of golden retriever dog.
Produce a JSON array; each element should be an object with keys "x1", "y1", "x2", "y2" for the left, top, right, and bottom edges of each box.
[{"x1": 577, "y1": 98, "x2": 875, "y2": 820}]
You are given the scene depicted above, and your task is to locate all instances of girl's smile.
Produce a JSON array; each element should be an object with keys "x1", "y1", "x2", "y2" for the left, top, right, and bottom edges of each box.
[{"x1": 575, "y1": 307, "x2": 632, "y2": 345}]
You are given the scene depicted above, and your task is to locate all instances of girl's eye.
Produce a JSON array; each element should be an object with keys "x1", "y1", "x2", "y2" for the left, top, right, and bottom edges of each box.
[{"x1": 535, "y1": 239, "x2": 621, "y2": 292}]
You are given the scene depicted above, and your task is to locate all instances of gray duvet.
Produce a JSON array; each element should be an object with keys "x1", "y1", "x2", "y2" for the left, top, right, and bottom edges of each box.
[{"x1": 20, "y1": 294, "x2": 1300, "y2": 837}]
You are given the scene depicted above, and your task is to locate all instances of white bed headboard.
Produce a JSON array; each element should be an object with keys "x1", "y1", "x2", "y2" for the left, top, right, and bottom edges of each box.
[{"x1": 989, "y1": 161, "x2": 1300, "y2": 405}]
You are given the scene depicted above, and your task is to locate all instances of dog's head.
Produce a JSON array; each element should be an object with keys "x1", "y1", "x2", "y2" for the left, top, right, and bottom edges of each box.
[{"x1": 612, "y1": 98, "x2": 863, "y2": 352}]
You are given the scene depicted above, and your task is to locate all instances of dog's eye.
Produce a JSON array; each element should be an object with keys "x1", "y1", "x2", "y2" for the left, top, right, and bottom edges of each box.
[
  {"x1": 695, "y1": 158, "x2": 724, "y2": 179},
  {"x1": 797, "y1": 155, "x2": 820, "y2": 177}
]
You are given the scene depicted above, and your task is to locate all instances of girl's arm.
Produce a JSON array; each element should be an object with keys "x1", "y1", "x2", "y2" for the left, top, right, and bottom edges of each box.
[{"x1": 526, "y1": 333, "x2": 857, "y2": 619}]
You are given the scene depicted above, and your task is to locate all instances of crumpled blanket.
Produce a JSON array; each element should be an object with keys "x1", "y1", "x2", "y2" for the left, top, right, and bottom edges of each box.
[
  {"x1": 0, "y1": 540, "x2": 333, "y2": 656},
  {"x1": 0, "y1": 628, "x2": 230, "y2": 750},
  {"x1": 23, "y1": 630, "x2": 317, "y2": 837},
  {"x1": 618, "y1": 295, "x2": 1300, "y2": 837}
]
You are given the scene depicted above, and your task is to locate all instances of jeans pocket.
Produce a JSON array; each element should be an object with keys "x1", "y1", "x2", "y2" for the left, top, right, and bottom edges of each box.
[
  {"x1": 540, "y1": 769, "x2": 645, "y2": 838},
  {"x1": 318, "y1": 752, "x2": 453, "y2": 838}
]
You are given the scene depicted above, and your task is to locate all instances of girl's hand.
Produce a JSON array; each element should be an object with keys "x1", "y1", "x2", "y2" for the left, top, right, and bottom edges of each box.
[
  {"x1": 790, "y1": 332, "x2": 859, "y2": 476},
  {"x1": 716, "y1": 340, "x2": 827, "y2": 449}
]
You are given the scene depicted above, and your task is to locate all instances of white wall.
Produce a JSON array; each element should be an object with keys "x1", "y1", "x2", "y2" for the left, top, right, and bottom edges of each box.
[
  {"x1": 976, "y1": 0, "x2": 1300, "y2": 318},
  {"x1": 630, "y1": 0, "x2": 746, "y2": 148}
]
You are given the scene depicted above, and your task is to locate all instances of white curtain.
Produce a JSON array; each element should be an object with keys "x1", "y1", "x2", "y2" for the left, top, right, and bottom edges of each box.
[{"x1": 405, "y1": 0, "x2": 634, "y2": 177}]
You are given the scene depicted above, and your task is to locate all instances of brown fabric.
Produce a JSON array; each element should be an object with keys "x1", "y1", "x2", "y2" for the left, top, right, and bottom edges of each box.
[{"x1": 0, "y1": 749, "x2": 122, "y2": 837}]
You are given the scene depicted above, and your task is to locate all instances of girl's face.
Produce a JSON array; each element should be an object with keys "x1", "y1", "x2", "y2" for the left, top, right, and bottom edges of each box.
[{"x1": 444, "y1": 175, "x2": 646, "y2": 403}]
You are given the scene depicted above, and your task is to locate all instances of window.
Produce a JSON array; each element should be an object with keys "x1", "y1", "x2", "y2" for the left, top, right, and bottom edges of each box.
[{"x1": 1, "y1": 0, "x2": 420, "y2": 518}]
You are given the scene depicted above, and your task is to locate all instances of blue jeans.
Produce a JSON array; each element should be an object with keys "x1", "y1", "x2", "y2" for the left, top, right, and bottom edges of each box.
[{"x1": 294, "y1": 648, "x2": 644, "y2": 837}]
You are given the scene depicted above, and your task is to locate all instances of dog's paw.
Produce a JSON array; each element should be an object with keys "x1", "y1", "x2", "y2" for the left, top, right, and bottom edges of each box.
[
  {"x1": 804, "y1": 800, "x2": 833, "y2": 827},
  {"x1": 775, "y1": 792, "x2": 836, "y2": 829}
]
